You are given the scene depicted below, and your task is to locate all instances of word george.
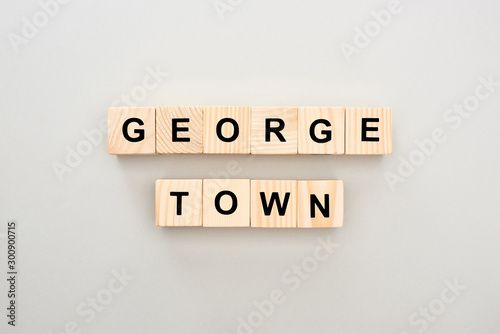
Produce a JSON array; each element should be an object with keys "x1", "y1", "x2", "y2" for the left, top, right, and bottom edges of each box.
[
  {"x1": 108, "y1": 106, "x2": 392, "y2": 155},
  {"x1": 156, "y1": 179, "x2": 344, "y2": 228}
]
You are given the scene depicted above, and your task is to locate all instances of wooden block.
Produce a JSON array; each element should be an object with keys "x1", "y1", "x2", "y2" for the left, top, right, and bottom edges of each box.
[
  {"x1": 251, "y1": 180, "x2": 297, "y2": 228},
  {"x1": 155, "y1": 179, "x2": 202, "y2": 226},
  {"x1": 298, "y1": 107, "x2": 345, "y2": 154},
  {"x1": 156, "y1": 106, "x2": 203, "y2": 154},
  {"x1": 108, "y1": 107, "x2": 156, "y2": 155},
  {"x1": 251, "y1": 107, "x2": 298, "y2": 154},
  {"x1": 203, "y1": 106, "x2": 250, "y2": 154},
  {"x1": 202, "y1": 179, "x2": 250, "y2": 227},
  {"x1": 345, "y1": 107, "x2": 392, "y2": 155},
  {"x1": 297, "y1": 180, "x2": 343, "y2": 228}
]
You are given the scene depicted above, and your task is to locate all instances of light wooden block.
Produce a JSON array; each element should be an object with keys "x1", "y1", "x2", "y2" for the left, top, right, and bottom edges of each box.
[
  {"x1": 155, "y1": 179, "x2": 202, "y2": 226},
  {"x1": 345, "y1": 107, "x2": 392, "y2": 155},
  {"x1": 202, "y1": 179, "x2": 250, "y2": 227},
  {"x1": 297, "y1": 180, "x2": 343, "y2": 228},
  {"x1": 298, "y1": 107, "x2": 345, "y2": 154},
  {"x1": 251, "y1": 107, "x2": 298, "y2": 154},
  {"x1": 251, "y1": 180, "x2": 297, "y2": 228},
  {"x1": 203, "y1": 106, "x2": 250, "y2": 154},
  {"x1": 108, "y1": 107, "x2": 156, "y2": 155},
  {"x1": 156, "y1": 106, "x2": 203, "y2": 154}
]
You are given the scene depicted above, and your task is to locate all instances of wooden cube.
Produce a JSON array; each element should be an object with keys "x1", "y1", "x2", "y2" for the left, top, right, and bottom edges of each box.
[
  {"x1": 108, "y1": 107, "x2": 156, "y2": 155},
  {"x1": 251, "y1": 180, "x2": 297, "y2": 228},
  {"x1": 203, "y1": 106, "x2": 250, "y2": 154},
  {"x1": 297, "y1": 180, "x2": 343, "y2": 228},
  {"x1": 156, "y1": 106, "x2": 203, "y2": 154},
  {"x1": 155, "y1": 179, "x2": 202, "y2": 226},
  {"x1": 298, "y1": 107, "x2": 345, "y2": 154},
  {"x1": 202, "y1": 179, "x2": 250, "y2": 227},
  {"x1": 251, "y1": 107, "x2": 298, "y2": 154},
  {"x1": 345, "y1": 107, "x2": 392, "y2": 155}
]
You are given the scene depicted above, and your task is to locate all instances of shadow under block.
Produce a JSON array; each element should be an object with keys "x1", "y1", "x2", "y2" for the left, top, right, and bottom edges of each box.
[
  {"x1": 156, "y1": 106, "x2": 203, "y2": 154},
  {"x1": 297, "y1": 180, "x2": 343, "y2": 228},
  {"x1": 202, "y1": 179, "x2": 250, "y2": 227},
  {"x1": 155, "y1": 179, "x2": 203, "y2": 226},
  {"x1": 203, "y1": 106, "x2": 250, "y2": 154},
  {"x1": 251, "y1": 107, "x2": 298, "y2": 154},
  {"x1": 345, "y1": 107, "x2": 392, "y2": 155},
  {"x1": 251, "y1": 180, "x2": 297, "y2": 228},
  {"x1": 298, "y1": 107, "x2": 345, "y2": 154},
  {"x1": 108, "y1": 107, "x2": 156, "y2": 155}
]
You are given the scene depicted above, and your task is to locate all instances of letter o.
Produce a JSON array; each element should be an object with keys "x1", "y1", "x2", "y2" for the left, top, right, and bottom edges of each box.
[
  {"x1": 215, "y1": 190, "x2": 237, "y2": 215},
  {"x1": 216, "y1": 118, "x2": 239, "y2": 142}
]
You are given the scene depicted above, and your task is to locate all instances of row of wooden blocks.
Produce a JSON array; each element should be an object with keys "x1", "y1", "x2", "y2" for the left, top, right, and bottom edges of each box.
[
  {"x1": 108, "y1": 106, "x2": 392, "y2": 155},
  {"x1": 156, "y1": 179, "x2": 343, "y2": 228}
]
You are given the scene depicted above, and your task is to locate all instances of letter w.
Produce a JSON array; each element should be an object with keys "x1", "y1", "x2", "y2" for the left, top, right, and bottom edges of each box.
[{"x1": 260, "y1": 192, "x2": 290, "y2": 216}]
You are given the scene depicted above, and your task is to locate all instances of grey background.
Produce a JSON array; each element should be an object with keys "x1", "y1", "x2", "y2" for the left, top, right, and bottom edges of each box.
[{"x1": 1, "y1": 0, "x2": 500, "y2": 333}]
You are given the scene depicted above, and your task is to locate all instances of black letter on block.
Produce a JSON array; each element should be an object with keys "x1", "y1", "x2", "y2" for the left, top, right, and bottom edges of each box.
[
  {"x1": 310, "y1": 119, "x2": 332, "y2": 143},
  {"x1": 361, "y1": 118, "x2": 380, "y2": 142},
  {"x1": 310, "y1": 194, "x2": 330, "y2": 218},
  {"x1": 265, "y1": 118, "x2": 286, "y2": 142},
  {"x1": 122, "y1": 118, "x2": 145, "y2": 142},
  {"x1": 170, "y1": 191, "x2": 189, "y2": 215},
  {"x1": 172, "y1": 118, "x2": 190, "y2": 142},
  {"x1": 214, "y1": 190, "x2": 237, "y2": 215},
  {"x1": 216, "y1": 118, "x2": 239, "y2": 142},
  {"x1": 260, "y1": 192, "x2": 290, "y2": 216}
]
